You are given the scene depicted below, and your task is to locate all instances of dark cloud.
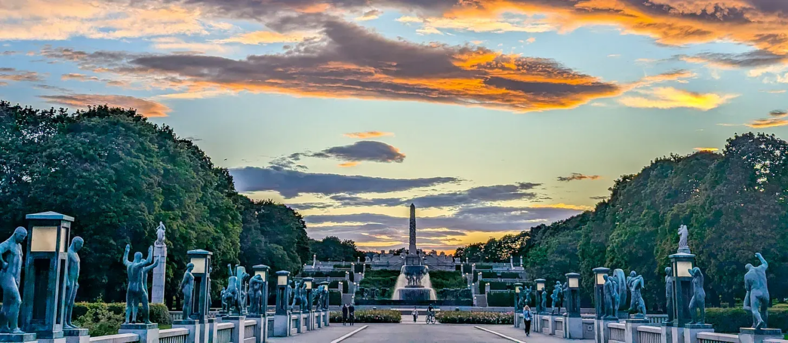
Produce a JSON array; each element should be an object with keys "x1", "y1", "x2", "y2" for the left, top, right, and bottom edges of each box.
[
  {"x1": 769, "y1": 109, "x2": 787, "y2": 116},
  {"x1": 308, "y1": 141, "x2": 405, "y2": 163},
  {"x1": 321, "y1": 182, "x2": 541, "y2": 208},
  {"x1": 590, "y1": 196, "x2": 609, "y2": 200},
  {"x1": 679, "y1": 50, "x2": 787, "y2": 68},
  {"x1": 557, "y1": 173, "x2": 602, "y2": 182},
  {"x1": 229, "y1": 166, "x2": 458, "y2": 197}
]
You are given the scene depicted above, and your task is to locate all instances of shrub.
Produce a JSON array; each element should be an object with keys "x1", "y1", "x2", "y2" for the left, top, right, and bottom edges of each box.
[
  {"x1": 481, "y1": 271, "x2": 498, "y2": 278},
  {"x1": 475, "y1": 265, "x2": 493, "y2": 270},
  {"x1": 328, "y1": 280, "x2": 350, "y2": 293},
  {"x1": 436, "y1": 311, "x2": 513, "y2": 324},
  {"x1": 706, "y1": 308, "x2": 788, "y2": 333},
  {"x1": 359, "y1": 270, "x2": 400, "y2": 290},
  {"x1": 329, "y1": 290, "x2": 342, "y2": 305},
  {"x1": 487, "y1": 291, "x2": 516, "y2": 307},
  {"x1": 428, "y1": 271, "x2": 465, "y2": 289},
  {"x1": 73, "y1": 302, "x2": 171, "y2": 336},
  {"x1": 329, "y1": 310, "x2": 401, "y2": 323},
  {"x1": 500, "y1": 272, "x2": 521, "y2": 279}
]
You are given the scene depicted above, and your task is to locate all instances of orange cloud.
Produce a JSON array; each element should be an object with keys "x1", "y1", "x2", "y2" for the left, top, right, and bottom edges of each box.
[
  {"x1": 343, "y1": 131, "x2": 394, "y2": 139},
  {"x1": 694, "y1": 147, "x2": 719, "y2": 152},
  {"x1": 619, "y1": 87, "x2": 738, "y2": 111},
  {"x1": 39, "y1": 94, "x2": 170, "y2": 117},
  {"x1": 746, "y1": 118, "x2": 788, "y2": 128},
  {"x1": 216, "y1": 31, "x2": 313, "y2": 45},
  {"x1": 338, "y1": 162, "x2": 360, "y2": 168}
]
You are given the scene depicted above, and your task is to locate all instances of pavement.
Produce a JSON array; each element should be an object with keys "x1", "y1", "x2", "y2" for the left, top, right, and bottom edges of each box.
[{"x1": 265, "y1": 322, "x2": 591, "y2": 343}]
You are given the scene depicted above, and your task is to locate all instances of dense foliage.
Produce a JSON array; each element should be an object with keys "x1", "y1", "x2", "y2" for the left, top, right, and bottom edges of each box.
[
  {"x1": 310, "y1": 236, "x2": 364, "y2": 262},
  {"x1": 435, "y1": 311, "x2": 513, "y2": 324},
  {"x1": 428, "y1": 271, "x2": 465, "y2": 289},
  {"x1": 73, "y1": 303, "x2": 171, "y2": 336},
  {"x1": 359, "y1": 270, "x2": 400, "y2": 290},
  {"x1": 486, "y1": 291, "x2": 516, "y2": 307},
  {"x1": 706, "y1": 308, "x2": 788, "y2": 333},
  {"x1": 329, "y1": 309, "x2": 401, "y2": 323},
  {"x1": 455, "y1": 133, "x2": 788, "y2": 310},
  {"x1": 0, "y1": 102, "x2": 312, "y2": 306}
]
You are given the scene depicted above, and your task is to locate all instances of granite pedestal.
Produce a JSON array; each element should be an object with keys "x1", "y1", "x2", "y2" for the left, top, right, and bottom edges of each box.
[
  {"x1": 273, "y1": 315, "x2": 290, "y2": 337},
  {"x1": 221, "y1": 316, "x2": 245, "y2": 343},
  {"x1": 63, "y1": 329, "x2": 88, "y2": 343},
  {"x1": 119, "y1": 323, "x2": 158, "y2": 343},
  {"x1": 659, "y1": 323, "x2": 673, "y2": 343},
  {"x1": 565, "y1": 315, "x2": 584, "y2": 339},
  {"x1": 0, "y1": 333, "x2": 37, "y2": 343},
  {"x1": 625, "y1": 319, "x2": 649, "y2": 343},
  {"x1": 595, "y1": 318, "x2": 618, "y2": 343},
  {"x1": 684, "y1": 324, "x2": 714, "y2": 343},
  {"x1": 151, "y1": 244, "x2": 167, "y2": 304},
  {"x1": 173, "y1": 319, "x2": 204, "y2": 343},
  {"x1": 739, "y1": 328, "x2": 784, "y2": 343}
]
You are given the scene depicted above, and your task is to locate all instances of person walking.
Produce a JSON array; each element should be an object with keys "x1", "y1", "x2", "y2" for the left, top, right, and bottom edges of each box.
[
  {"x1": 523, "y1": 305, "x2": 532, "y2": 336},
  {"x1": 349, "y1": 303, "x2": 355, "y2": 326},
  {"x1": 342, "y1": 304, "x2": 348, "y2": 326},
  {"x1": 412, "y1": 306, "x2": 419, "y2": 322}
]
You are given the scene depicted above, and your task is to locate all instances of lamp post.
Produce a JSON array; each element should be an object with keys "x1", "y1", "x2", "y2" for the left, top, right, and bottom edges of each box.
[
  {"x1": 275, "y1": 271, "x2": 291, "y2": 315},
  {"x1": 565, "y1": 273, "x2": 581, "y2": 317},
  {"x1": 22, "y1": 211, "x2": 73, "y2": 343},
  {"x1": 514, "y1": 283, "x2": 523, "y2": 311},
  {"x1": 303, "y1": 278, "x2": 314, "y2": 312},
  {"x1": 187, "y1": 250, "x2": 213, "y2": 322},
  {"x1": 669, "y1": 253, "x2": 695, "y2": 327},
  {"x1": 592, "y1": 268, "x2": 609, "y2": 320},
  {"x1": 535, "y1": 279, "x2": 546, "y2": 314}
]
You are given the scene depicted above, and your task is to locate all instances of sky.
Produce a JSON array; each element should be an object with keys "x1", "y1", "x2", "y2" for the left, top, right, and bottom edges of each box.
[{"x1": 2, "y1": 0, "x2": 788, "y2": 253}]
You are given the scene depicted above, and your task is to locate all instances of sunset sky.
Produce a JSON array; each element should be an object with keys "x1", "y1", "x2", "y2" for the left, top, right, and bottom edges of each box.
[{"x1": 2, "y1": 0, "x2": 787, "y2": 253}]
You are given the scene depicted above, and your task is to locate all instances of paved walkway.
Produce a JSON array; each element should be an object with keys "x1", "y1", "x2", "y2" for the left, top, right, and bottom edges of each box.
[{"x1": 266, "y1": 322, "x2": 591, "y2": 342}]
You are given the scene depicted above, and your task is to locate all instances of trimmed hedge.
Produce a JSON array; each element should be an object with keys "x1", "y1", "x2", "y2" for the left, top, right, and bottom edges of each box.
[
  {"x1": 481, "y1": 271, "x2": 498, "y2": 278},
  {"x1": 475, "y1": 265, "x2": 493, "y2": 269},
  {"x1": 73, "y1": 302, "x2": 171, "y2": 336},
  {"x1": 500, "y1": 272, "x2": 521, "y2": 279},
  {"x1": 329, "y1": 290, "x2": 342, "y2": 305},
  {"x1": 486, "y1": 291, "x2": 516, "y2": 307},
  {"x1": 328, "y1": 280, "x2": 350, "y2": 293},
  {"x1": 305, "y1": 271, "x2": 347, "y2": 278},
  {"x1": 479, "y1": 281, "x2": 510, "y2": 292},
  {"x1": 436, "y1": 311, "x2": 513, "y2": 324},
  {"x1": 707, "y1": 308, "x2": 788, "y2": 333},
  {"x1": 329, "y1": 310, "x2": 401, "y2": 323}
]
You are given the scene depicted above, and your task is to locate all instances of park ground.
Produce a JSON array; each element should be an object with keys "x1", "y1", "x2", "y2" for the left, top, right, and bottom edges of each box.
[{"x1": 268, "y1": 317, "x2": 592, "y2": 343}]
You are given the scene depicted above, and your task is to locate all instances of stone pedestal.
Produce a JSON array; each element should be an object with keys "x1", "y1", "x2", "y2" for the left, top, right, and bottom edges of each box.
[
  {"x1": 273, "y1": 315, "x2": 290, "y2": 337},
  {"x1": 659, "y1": 323, "x2": 674, "y2": 343},
  {"x1": 595, "y1": 318, "x2": 617, "y2": 343},
  {"x1": 739, "y1": 328, "x2": 784, "y2": 343},
  {"x1": 151, "y1": 244, "x2": 167, "y2": 304},
  {"x1": 671, "y1": 325, "x2": 685, "y2": 343},
  {"x1": 566, "y1": 315, "x2": 584, "y2": 339},
  {"x1": 204, "y1": 319, "x2": 217, "y2": 343},
  {"x1": 0, "y1": 333, "x2": 38, "y2": 343},
  {"x1": 684, "y1": 324, "x2": 713, "y2": 343},
  {"x1": 63, "y1": 329, "x2": 88, "y2": 343},
  {"x1": 33, "y1": 332, "x2": 63, "y2": 343},
  {"x1": 173, "y1": 319, "x2": 204, "y2": 343},
  {"x1": 625, "y1": 319, "x2": 649, "y2": 343},
  {"x1": 221, "y1": 316, "x2": 245, "y2": 343},
  {"x1": 248, "y1": 315, "x2": 266, "y2": 343},
  {"x1": 119, "y1": 323, "x2": 159, "y2": 343}
]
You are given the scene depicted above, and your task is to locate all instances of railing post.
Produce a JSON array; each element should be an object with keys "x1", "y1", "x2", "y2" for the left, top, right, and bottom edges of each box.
[{"x1": 222, "y1": 317, "x2": 245, "y2": 343}]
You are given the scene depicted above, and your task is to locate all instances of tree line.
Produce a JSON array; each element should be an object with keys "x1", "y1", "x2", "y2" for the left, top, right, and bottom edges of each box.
[
  {"x1": 455, "y1": 133, "x2": 788, "y2": 310},
  {"x1": 0, "y1": 102, "x2": 354, "y2": 307}
]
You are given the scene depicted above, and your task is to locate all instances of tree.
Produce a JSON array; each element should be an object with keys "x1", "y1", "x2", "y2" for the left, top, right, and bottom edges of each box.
[{"x1": 310, "y1": 236, "x2": 363, "y2": 262}]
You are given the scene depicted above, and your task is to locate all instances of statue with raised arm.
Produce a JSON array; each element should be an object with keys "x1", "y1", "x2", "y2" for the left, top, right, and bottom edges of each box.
[
  {"x1": 123, "y1": 244, "x2": 160, "y2": 324},
  {"x1": 64, "y1": 237, "x2": 84, "y2": 329},
  {"x1": 688, "y1": 267, "x2": 706, "y2": 324},
  {"x1": 524, "y1": 286, "x2": 532, "y2": 306},
  {"x1": 744, "y1": 253, "x2": 769, "y2": 329},
  {"x1": 551, "y1": 282, "x2": 561, "y2": 314},
  {"x1": 665, "y1": 267, "x2": 674, "y2": 322},
  {"x1": 603, "y1": 275, "x2": 614, "y2": 318},
  {"x1": 0, "y1": 228, "x2": 27, "y2": 333},
  {"x1": 627, "y1": 271, "x2": 647, "y2": 317},
  {"x1": 678, "y1": 225, "x2": 690, "y2": 254},
  {"x1": 224, "y1": 264, "x2": 241, "y2": 314},
  {"x1": 180, "y1": 263, "x2": 194, "y2": 319}
]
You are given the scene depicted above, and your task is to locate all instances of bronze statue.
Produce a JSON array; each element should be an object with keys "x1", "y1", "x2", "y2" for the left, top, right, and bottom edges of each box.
[
  {"x1": 122, "y1": 244, "x2": 160, "y2": 324},
  {"x1": 0, "y1": 227, "x2": 27, "y2": 333},
  {"x1": 744, "y1": 253, "x2": 769, "y2": 329},
  {"x1": 179, "y1": 263, "x2": 194, "y2": 319},
  {"x1": 688, "y1": 267, "x2": 705, "y2": 324},
  {"x1": 627, "y1": 270, "x2": 646, "y2": 317},
  {"x1": 665, "y1": 267, "x2": 673, "y2": 322},
  {"x1": 64, "y1": 236, "x2": 84, "y2": 329}
]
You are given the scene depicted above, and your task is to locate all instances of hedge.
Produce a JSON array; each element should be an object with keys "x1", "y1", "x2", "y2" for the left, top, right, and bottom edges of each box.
[
  {"x1": 73, "y1": 302, "x2": 171, "y2": 336},
  {"x1": 436, "y1": 311, "x2": 513, "y2": 324},
  {"x1": 328, "y1": 280, "x2": 350, "y2": 293},
  {"x1": 329, "y1": 290, "x2": 342, "y2": 305},
  {"x1": 479, "y1": 281, "x2": 509, "y2": 292},
  {"x1": 481, "y1": 271, "x2": 498, "y2": 278},
  {"x1": 500, "y1": 272, "x2": 521, "y2": 279},
  {"x1": 486, "y1": 291, "x2": 516, "y2": 307},
  {"x1": 707, "y1": 308, "x2": 788, "y2": 333},
  {"x1": 329, "y1": 310, "x2": 401, "y2": 323},
  {"x1": 475, "y1": 265, "x2": 493, "y2": 269},
  {"x1": 305, "y1": 271, "x2": 347, "y2": 278}
]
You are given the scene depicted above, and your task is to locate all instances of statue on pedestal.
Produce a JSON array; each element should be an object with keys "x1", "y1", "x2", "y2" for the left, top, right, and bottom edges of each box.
[
  {"x1": 122, "y1": 244, "x2": 160, "y2": 324},
  {"x1": 688, "y1": 267, "x2": 706, "y2": 324},
  {"x1": 155, "y1": 222, "x2": 166, "y2": 246},
  {"x1": 0, "y1": 227, "x2": 27, "y2": 333},
  {"x1": 524, "y1": 286, "x2": 532, "y2": 307},
  {"x1": 665, "y1": 267, "x2": 674, "y2": 322},
  {"x1": 744, "y1": 253, "x2": 769, "y2": 329},
  {"x1": 179, "y1": 263, "x2": 194, "y2": 319},
  {"x1": 627, "y1": 270, "x2": 647, "y2": 317},
  {"x1": 248, "y1": 275, "x2": 264, "y2": 315},
  {"x1": 678, "y1": 225, "x2": 690, "y2": 254},
  {"x1": 613, "y1": 269, "x2": 627, "y2": 312},
  {"x1": 562, "y1": 281, "x2": 570, "y2": 313},
  {"x1": 610, "y1": 277, "x2": 620, "y2": 316},
  {"x1": 540, "y1": 289, "x2": 547, "y2": 312},
  {"x1": 603, "y1": 275, "x2": 614, "y2": 318},
  {"x1": 64, "y1": 237, "x2": 84, "y2": 329}
]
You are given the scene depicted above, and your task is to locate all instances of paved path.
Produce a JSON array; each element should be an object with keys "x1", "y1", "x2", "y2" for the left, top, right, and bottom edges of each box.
[
  {"x1": 477, "y1": 325, "x2": 595, "y2": 343},
  {"x1": 266, "y1": 324, "x2": 360, "y2": 343}
]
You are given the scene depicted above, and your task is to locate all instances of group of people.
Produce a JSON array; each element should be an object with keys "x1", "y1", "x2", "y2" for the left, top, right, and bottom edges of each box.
[{"x1": 341, "y1": 304, "x2": 355, "y2": 326}]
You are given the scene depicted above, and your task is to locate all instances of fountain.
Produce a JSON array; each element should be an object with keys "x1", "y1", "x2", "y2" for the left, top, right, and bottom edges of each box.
[{"x1": 391, "y1": 204, "x2": 437, "y2": 301}]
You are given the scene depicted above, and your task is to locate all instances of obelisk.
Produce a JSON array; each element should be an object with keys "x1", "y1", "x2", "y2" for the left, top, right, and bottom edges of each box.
[{"x1": 409, "y1": 203, "x2": 417, "y2": 255}]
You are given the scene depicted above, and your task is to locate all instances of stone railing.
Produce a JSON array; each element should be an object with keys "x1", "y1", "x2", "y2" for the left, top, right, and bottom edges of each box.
[
  {"x1": 169, "y1": 311, "x2": 219, "y2": 321},
  {"x1": 608, "y1": 322, "x2": 626, "y2": 343},
  {"x1": 646, "y1": 314, "x2": 668, "y2": 324},
  {"x1": 243, "y1": 320, "x2": 256, "y2": 343},
  {"x1": 159, "y1": 328, "x2": 189, "y2": 343},
  {"x1": 637, "y1": 325, "x2": 662, "y2": 343},
  {"x1": 89, "y1": 333, "x2": 139, "y2": 343},
  {"x1": 697, "y1": 332, "x2": 739, "y2": 343},
  {"x1": 764, "y1": 340, "x2": 788, "y2": 343},
  {"x1": 216, "y1": 322, "x2": 235, "y2": 343}
]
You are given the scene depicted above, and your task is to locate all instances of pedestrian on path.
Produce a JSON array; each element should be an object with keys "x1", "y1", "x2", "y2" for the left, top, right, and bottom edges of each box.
[
  {"x1": 523, "y1": 305, "x2": 532, "y2": 336},
  {"x1": 412, "y1": 306, "x2": 419, "y2": 322},
  {"x1": 349, "y1": 304, "x2": 355, "y2": 326},
  {"x1": 342, "y1": 304, "x2": 348, "y2": 326}
]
